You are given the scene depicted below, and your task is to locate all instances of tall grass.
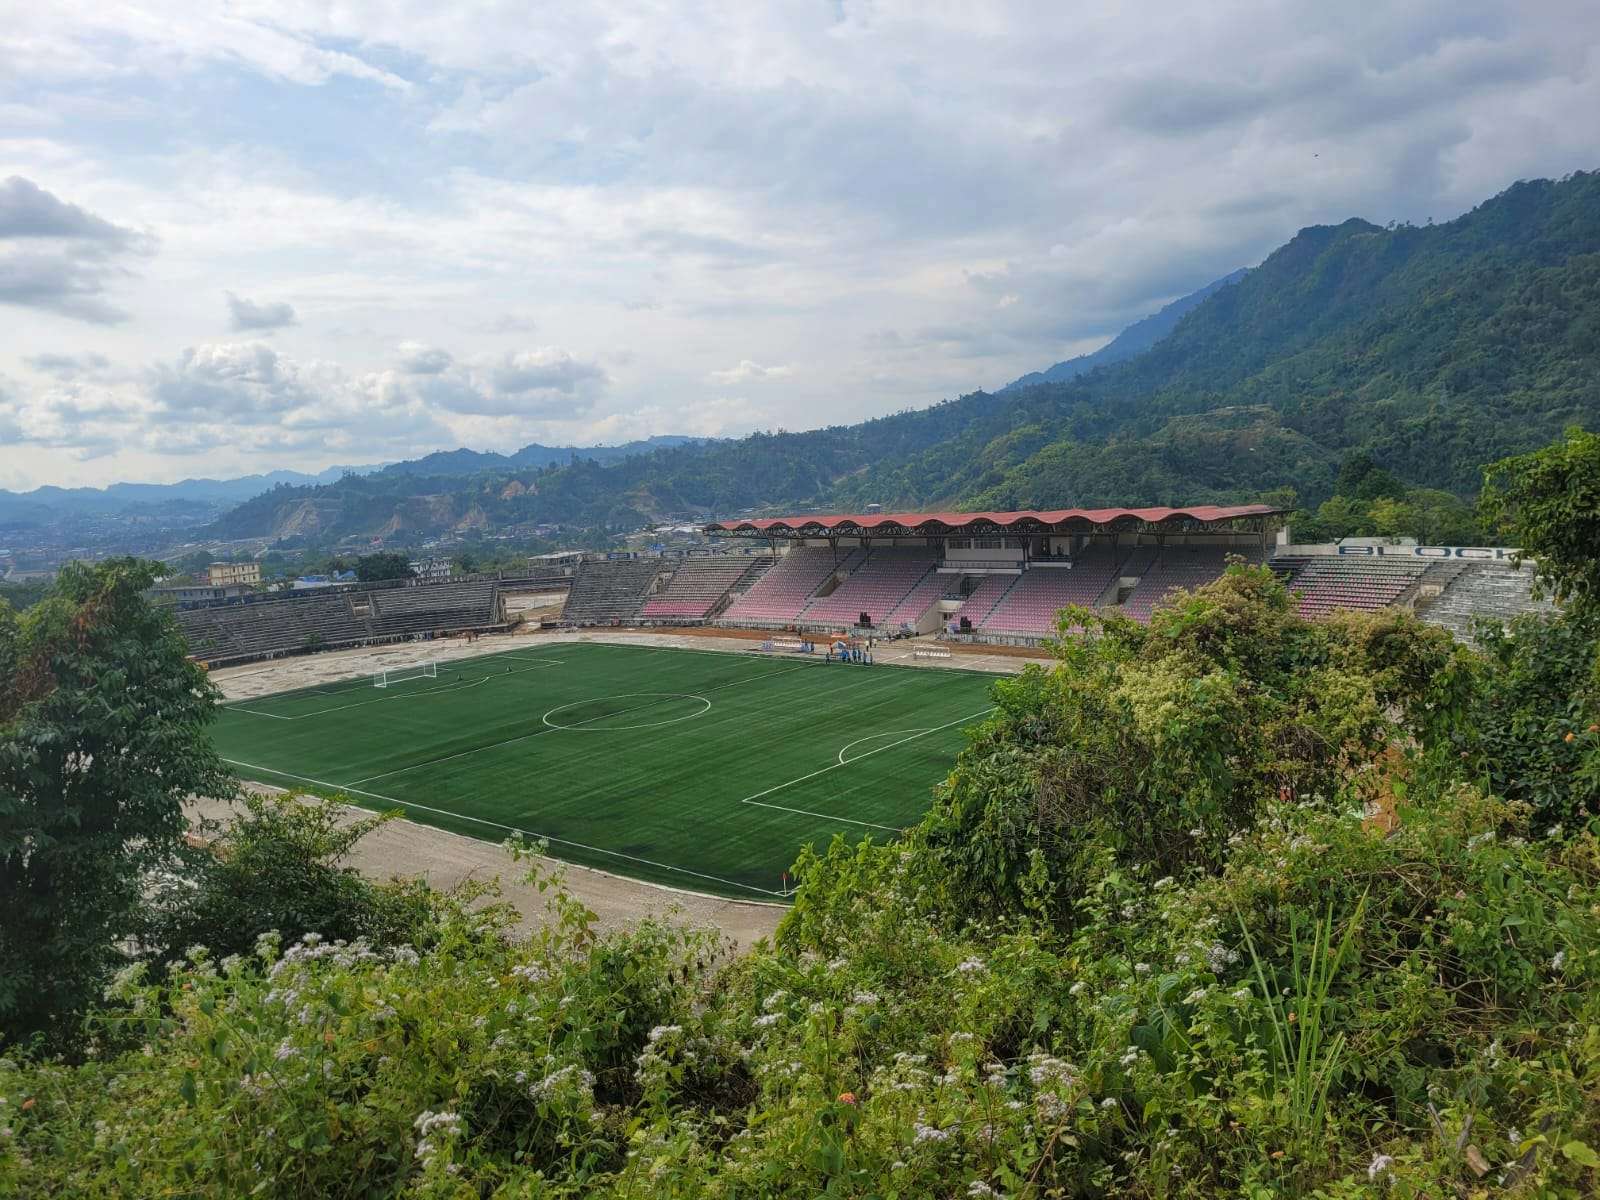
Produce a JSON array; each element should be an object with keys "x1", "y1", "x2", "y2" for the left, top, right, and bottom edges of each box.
[{"x1": 1237, "y1": 893, "x2": 1367, "y2": 1160}]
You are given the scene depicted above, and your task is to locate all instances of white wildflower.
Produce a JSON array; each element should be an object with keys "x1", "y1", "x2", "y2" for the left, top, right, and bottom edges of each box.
[
  {"x1": 913, "y1": 1122, "x2": 950, "y2": 1144},
  {"x1": 1551, "y1": 950, "x2": 1567, "y2": 972},
  {"x1": 1367, "y1": 1153, "x2": 1395, "y2": 1181},
  {"x1": 1068, "y1": 980, "x2": 1087, "y2": 997},
  {"x1": 955, "y1": 958, "x2": 986, "y2": 975},
  {"x1": 1027, "y1": 1053, "x2": 1077, "y2": 1088},
  {"x1": 967, "y1": 1182, "x2": 997, "y2": 1197},
  {"x1": 753, "y1": 1013, "x2": 782, "y2": 1029}
]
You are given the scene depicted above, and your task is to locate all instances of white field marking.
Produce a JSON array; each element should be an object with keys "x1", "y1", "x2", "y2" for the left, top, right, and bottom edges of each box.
[
  {"x1": 219, "y1": 757, "x2": 786, "y2": 898},
  {"x1": 746, "y1": 801, "x2": 902, "y2": 833},
  {"x1": 348, "y1": 659, "x2": 816, "y2": 786},
  {"x1": 837, "y1": 728, "x2": 932, "y2": 766},
  {"x1": 739, "y1": 706, "x2": 996, "y2": 827},
  {"x1": 226, "y1": 659, "x2": 567, "y2": 721},
  {"x1": 541, "y1": 692, "x2": 712, "y2": 732}
]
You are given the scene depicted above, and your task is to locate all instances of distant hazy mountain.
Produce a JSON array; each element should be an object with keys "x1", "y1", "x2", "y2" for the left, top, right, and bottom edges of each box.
[
  {"x1": 999, "y1": 268, "x2": 1250, "y2": 392},
  {"x1": 0, "y1": 465, "x2": 384, "y2": 523},
  {"x1": 380, "y1": 436, "x2": 716, "y2": 477}
]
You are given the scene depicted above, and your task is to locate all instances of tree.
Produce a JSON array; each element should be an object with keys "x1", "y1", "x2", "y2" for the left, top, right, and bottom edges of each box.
[
  {"x1": 1366, "y1": 496, "x2": 1416, "y2": 541},
  {"x1": 144, "y1": 792, "x2": 440, "y2": 969},
  {"x1": 1335, "y1": 452, "x2": 1407, "y2": 502},
  {"x1": 354, "y1": 552, "x2": 415, "y2": 583},
  {"x1": 0, "y1": 558, "x2": 232, "y2": 1050},
  {"x1": 1480, "y1": 426, "x2": 1600, "y2": 610},
  {"x1": 1406, "y1": 487, "x2": 1479, "y2": 545},
  {"x1": 1312, "y1": 494, "x2": 1372, "y2": 540}
]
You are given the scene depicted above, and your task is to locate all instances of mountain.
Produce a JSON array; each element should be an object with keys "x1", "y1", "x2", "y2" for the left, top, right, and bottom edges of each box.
[
  {"x1": 999, "y1": 268, "x2": 1250, "y2": 392},
  {"x1": 0, "y1": 465, "x2": 384, "y2": 525},
  {"x1": 208, "y1": 170, "x2": 1600, "y2": 545},
  {"x1": 379, "y1": 436, "x2": 716, "y2": 478}
]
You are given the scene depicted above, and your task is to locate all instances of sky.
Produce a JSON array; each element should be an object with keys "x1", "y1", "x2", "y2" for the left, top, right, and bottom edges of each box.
[{"x1": 1, "y1": 2, "x2": 1598, "y2": 491}]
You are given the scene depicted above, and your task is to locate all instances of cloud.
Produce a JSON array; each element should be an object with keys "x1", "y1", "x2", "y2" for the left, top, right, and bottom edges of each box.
[
  {"x1": 396, "y1": 341, "x2": 453, "y2": 375},
  {"x1": 0, "y1": 176, "x2": 139, "y2": 244},
  {"x1": 489, "y1": 349, "x2": 607, "y2": 400},
  {"x1": 3, "y1": 2, "x2": 1600, "y2": 485},
  {"x1": 0, "y1": 176, "x2": 152, "y2": 323},
  {"x1": 482, "y1": 313, "x2": 538, "y2": 334},
  {"x1": 225, "y1": 290, "x2": 297, "y2": 331},
  {"x1": 24, "y1": 350, "x2": 110, "y2": 376},
  {"x1": 708, "y1": 360, "x2": 794, "y2": 384}
]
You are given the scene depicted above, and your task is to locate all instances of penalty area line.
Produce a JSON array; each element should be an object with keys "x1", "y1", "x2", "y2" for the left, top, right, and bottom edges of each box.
[
  {"x1": 225, "y1": 659, "x2": 567, "y2": 721},
  {"x1": 219, "y1": 757, "x2": 788, "y2": 899},
  {"x1": 737, "y1": 705, "x2": 996, "y2": 828}
]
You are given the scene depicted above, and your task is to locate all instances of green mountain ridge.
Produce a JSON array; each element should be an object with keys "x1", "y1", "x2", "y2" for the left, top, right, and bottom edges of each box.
[
  {"x1": 998, "y1": 267, "x2": 1251, "y2": 393},
  {"x1": 209, "y1": 169, "x2": 1600, "y2": 545}
]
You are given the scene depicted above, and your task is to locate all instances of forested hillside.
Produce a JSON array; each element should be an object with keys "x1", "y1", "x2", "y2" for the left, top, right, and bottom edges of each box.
[
  {"x1": 997, "y1": 267, "x2": 1250, "y2": 393},
  {"x1": 210, "y1": 171, "x2": 1600, "y2": 544}
]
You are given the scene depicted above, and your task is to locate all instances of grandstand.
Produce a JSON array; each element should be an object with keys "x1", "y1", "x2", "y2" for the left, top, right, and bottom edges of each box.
[
  {"x1": 1277, "y1": 556, "x2": 1430, "y2": 618},
  {"x1": 1119, "y1": 545, "x2": 1261, "y2": 624},
  {"x1": 977, "y1": 544, "x2": 1124, "y2": 636},
  {"x1": 701, "y1": 508, "x2": 1554, "y2": 644},
  {"x1": 719, "y1": 546, "x2": 867, "y2": 627},
  {"x1": 706, "y1": 506, "x2": 1279, "y2": 645},
  {"x1": 796, "y1": 549, "x2": 939, "y2": 630},
  {"x1": 175, "y1": 578, "x2": 506, "y2": 666},
  {"x1": 946, "y1": 575, "x2": 1017, "y2": 630},
  {"x1": 880, "y1": 568, "x2": 950, "y2": 632},
  {"x1": 640, "y1": 556, "x2": 771, "y2": 622},
  {"x1": 560, "y1": 558, "x2": 665, "y2": 624},
  {"x1": 1417, "y1": 560, "x2": 1554, "y2": 642}
]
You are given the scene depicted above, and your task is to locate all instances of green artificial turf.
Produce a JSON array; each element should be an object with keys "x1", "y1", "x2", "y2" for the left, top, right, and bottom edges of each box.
[{"x1": 210, "y1": 641, "x2": 998, "y2": 898}]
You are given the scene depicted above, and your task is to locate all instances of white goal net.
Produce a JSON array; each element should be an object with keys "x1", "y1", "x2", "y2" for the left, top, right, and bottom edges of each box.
[{"x1": 373, "y1": 661, "x2": 439, "y2": 688}]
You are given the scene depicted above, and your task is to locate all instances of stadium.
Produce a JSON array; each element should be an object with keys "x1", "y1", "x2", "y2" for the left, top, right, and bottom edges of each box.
[{"x1": 184, "y1": 505, "x2": 1547, "y2": 900}]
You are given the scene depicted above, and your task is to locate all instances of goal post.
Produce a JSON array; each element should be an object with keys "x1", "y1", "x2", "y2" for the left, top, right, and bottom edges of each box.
[{"x1": 373, "y1": 661, "x2": 439, "y2": 688}]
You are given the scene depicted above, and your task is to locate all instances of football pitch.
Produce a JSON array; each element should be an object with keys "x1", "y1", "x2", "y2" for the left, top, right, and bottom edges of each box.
[{"x1": 211, "y1": 641, "x2": 999, "y2": 899}]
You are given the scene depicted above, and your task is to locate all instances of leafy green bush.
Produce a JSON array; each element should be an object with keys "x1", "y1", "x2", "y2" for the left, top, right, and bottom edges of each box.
[
  {"x1": 6, "y1": 780, "x2": 1595, "y2": 1198},
  {"x1": 143, "y1": 792, "x2": 447, "y2": 973},
  {"x1": 1454, "y1": 608, "x2": 1600, "y2": 830},
  {"x1": 912, "y1": 564, "x2": 1464, "y2": 924}
]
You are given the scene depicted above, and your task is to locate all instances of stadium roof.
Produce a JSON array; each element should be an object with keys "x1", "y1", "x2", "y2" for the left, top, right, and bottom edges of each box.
[{"x1": 704, "y1": 504, "x2": 1282, "y2": 535}]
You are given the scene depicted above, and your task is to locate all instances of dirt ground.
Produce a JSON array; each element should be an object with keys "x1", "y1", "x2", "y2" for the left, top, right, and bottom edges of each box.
[
  {"x1": 199, "y1": 625, "x2": 1051, "y2": 942},
  {"x1": 186, "y1": 789, "x2": 787, "y2": 951},
  {"x1": 205, "y1": 625, "x2": 1052, "y2": 701}
]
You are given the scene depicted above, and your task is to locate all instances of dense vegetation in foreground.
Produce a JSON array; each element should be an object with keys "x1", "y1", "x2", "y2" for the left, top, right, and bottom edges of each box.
[{"x1": 2, "y1": 433, "x2": 1599, "y2": 1197}]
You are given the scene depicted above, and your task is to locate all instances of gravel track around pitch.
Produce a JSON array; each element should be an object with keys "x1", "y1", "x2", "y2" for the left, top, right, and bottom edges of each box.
[{"x1": 186, "y1": 787, "x2": 785, "y2": 952}]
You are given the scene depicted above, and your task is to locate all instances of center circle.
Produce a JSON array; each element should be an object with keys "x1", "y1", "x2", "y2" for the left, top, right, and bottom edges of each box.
[{"x1": 541, "y1": 692, "x2": 712, "y2": 732}]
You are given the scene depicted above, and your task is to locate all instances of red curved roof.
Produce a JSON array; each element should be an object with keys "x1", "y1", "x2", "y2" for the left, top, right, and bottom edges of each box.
[{"x1": 705, "y1": 504, "x2": 1280, "y2": 533}]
